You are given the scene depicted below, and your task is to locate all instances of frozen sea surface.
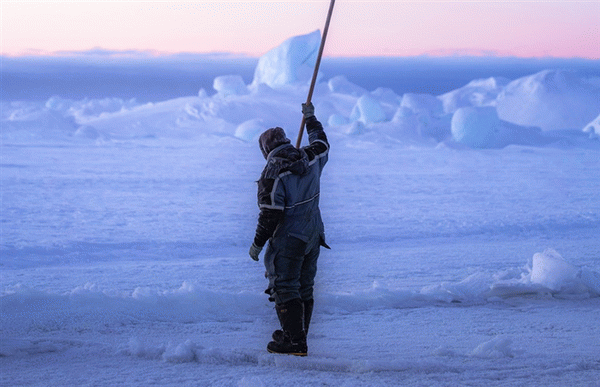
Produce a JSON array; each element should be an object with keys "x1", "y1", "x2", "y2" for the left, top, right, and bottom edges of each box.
[{"x1": 2, "y1": 138, "x2": 599, "y2": 387}]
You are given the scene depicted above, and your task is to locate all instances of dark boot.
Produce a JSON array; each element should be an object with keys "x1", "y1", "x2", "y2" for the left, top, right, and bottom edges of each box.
[
  {"x1": 267, "y1": 299, "x2": 307, "y2": 356},
  {"x1": 271, "y1": 329, "x2": 285, "y2": 343},
  {"x1": 271, "y1": 304, "x2": 286, "y2": 342},
  {"x1": 303, "y1": 298, "x2": 314, "y2": 335},
  {"x1": 273, "y1": 298, "x2": 315, "y2": 341}
]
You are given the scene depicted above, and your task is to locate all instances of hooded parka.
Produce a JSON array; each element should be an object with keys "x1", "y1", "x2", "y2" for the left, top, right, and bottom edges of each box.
[{"x1": 253, "y1": 116, "x2": 330, "y2": 305}]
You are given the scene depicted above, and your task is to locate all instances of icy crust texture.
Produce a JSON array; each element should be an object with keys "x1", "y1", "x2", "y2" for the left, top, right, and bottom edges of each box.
[
  {"x1": 2, "y1": 250, "x2": 598, "y2": 330},
  {"x1": 2, "y1": 32, "x2": 600, "y2": 149}
]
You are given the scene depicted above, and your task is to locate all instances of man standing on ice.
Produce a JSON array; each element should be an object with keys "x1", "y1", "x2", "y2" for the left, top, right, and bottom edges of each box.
[{"x1": 249, "y1": 102, "x2": 330, "y2": 356}]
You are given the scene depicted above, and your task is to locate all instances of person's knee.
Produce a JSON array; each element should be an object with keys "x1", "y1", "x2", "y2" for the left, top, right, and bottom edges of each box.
[
  {"x1": 299, "y1": 286, "x2": 313, "y2": 301},
  {"x1": 272, "y1": 289, "x2": 300, "y2": 305}
]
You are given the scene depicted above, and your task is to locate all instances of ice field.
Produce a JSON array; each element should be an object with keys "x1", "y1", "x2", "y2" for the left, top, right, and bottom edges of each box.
[{"x1": 1, "y1": 31, "x2": 600, "y2": 386}]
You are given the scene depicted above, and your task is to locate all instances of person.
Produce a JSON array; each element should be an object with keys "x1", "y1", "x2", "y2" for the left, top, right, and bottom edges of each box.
[{"x1": 249, "y1": 102, "x2": 330, "y2": 356}]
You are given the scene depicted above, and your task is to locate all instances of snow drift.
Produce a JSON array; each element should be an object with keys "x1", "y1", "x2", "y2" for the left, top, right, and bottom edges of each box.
[
  {"x1": 2, "y1": 249, "x2": 598, "y2": 339},
  {"x1": 450, "y1": 106, "x2": 547, "y2": 148},
  {"x1": 496, "y1": 69, "x2": 600, "y2": 131}
]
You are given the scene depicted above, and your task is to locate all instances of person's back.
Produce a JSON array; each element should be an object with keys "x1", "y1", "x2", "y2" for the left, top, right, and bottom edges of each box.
[{"x1": 267, "y1": 115, "x2": 328, "y2": 247}]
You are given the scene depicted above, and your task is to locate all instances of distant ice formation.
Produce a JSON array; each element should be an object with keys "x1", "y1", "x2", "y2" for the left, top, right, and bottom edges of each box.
[
  {"x1": 2, "y1": 32, "x2": 599, "y2": 149},
  {"x1": 496, "y1": 69, "x2": 600, "y2": 131},
  {"x1": 213, "y1": 75, "x2": 249, "y2": 97},
  {"x1": 583, "y1": 114, "x2": 600, "y2": 139},
  {"x1": 251, "y1": 30, "x2": 321, "y2": 89}
]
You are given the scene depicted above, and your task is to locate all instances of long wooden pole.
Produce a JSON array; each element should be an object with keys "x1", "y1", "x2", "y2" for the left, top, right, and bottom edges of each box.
[{"x1": 295, "y1": 0, "x2": 336, "y2": 148}]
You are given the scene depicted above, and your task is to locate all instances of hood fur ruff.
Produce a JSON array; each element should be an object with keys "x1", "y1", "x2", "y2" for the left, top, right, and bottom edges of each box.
[
  {"x1": 259, "y1": 128, "x2": 308, "y2": 179},
  {"x1": 259, "y1": 127, "x2": 290, "y2": 159}
]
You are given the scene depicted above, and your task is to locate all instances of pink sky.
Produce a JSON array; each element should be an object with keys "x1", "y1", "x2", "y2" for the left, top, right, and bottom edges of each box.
[{"x1": 2, "y1": 1, "x2": 599, "y2": 59}]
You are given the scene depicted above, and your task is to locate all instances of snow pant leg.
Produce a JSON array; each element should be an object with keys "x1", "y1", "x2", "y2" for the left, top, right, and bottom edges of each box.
[
  {"x1": 264, "y1": 235, "x2": 308, "y2": 305},
  {"x1": 263, "y1": 242, "x2": 277, "y2": 301},
  {"x1": 299, "y1": 234, "x2": 320, "y2": 301}
]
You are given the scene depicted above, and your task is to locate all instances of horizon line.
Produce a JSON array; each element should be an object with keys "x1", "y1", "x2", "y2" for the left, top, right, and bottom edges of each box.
[{"x1": 3, "y1": 47, "x2": 600, "y2": 61}]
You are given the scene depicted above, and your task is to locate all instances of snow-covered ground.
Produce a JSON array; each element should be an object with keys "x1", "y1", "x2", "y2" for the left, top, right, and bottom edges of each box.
[{"x1": 2, "y1": 32, "x2": 599, "y2": 386}]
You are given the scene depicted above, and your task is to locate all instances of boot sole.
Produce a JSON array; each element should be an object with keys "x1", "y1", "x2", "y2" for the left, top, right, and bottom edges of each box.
[{"x1": 267, "y1": 348, "x2": 307, "y2": 357}]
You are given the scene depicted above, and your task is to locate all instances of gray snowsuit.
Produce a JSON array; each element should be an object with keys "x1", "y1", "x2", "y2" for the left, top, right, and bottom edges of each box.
[{"x1": 253, "y1": 117, "x2": 330, "y2": 305}]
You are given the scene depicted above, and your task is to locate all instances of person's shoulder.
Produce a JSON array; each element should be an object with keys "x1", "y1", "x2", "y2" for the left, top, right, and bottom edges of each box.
[{"x1": 303, "y1": 141, "x2": 328, "y2": 162}]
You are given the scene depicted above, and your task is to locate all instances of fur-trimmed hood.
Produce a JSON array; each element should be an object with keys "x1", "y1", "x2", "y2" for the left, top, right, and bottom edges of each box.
[
  {"x1": 259, "y1": 127, "x2": 290, "y2": 159},
  {"x1": 263, "y1": 144, "x2": 309, "y2": 179},
  {"x1": 259, "y1": 127, "x2": 308, "y2": 179}
]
